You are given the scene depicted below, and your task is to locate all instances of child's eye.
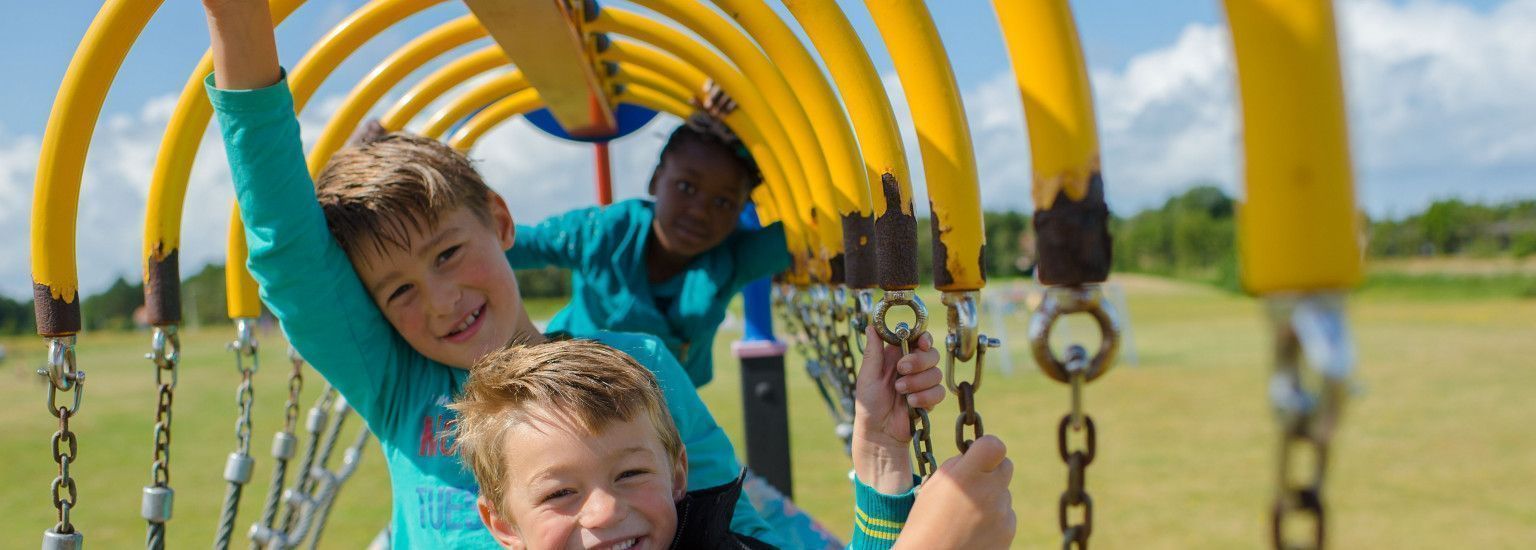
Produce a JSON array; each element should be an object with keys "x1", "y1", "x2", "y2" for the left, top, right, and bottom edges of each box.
[
  {"x1": 386, "y1": 283, "x2": 414, "y2": 303},
  {"x1": 436, "y1": 245, "x2": 461, "y2": 265},
  {"x1": 617, "y1": 469, "x2": 650, "y2": 481},
  {"x1": 675, "y1": 181, "x2": 696, "y2": 195},
  {"x1": 541, "y1": 488, "x2": 575, "y2": 503},
  {"x1": 714, "y1": 197, "x2": 735, "y2": 210}
]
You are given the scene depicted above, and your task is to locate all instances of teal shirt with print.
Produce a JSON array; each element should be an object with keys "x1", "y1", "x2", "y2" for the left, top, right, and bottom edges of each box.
[
  {"x1": 507, "y1": 199, "x2": 789, "y2": 387},
  {"x1": 206, "y1": 74, "x2": 778, "y2": 549}
]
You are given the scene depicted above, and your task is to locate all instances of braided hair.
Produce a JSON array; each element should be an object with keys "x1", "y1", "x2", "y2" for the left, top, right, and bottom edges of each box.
[{"x1": 654, "y1": 112, "x2": 763, "y2": 192}]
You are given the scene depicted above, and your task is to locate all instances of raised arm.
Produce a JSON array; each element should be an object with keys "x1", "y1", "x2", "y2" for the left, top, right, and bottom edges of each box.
[
  {"x1": 201, "y1": 0, "x2": 417, "y2": 428},
  {"x1": 202, "y1": 0, "x2": 282, "y2": 90}
]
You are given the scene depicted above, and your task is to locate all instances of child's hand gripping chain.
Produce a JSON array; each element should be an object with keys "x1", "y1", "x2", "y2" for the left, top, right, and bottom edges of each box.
[{"x1": 853, "y1": 327, "x2": 1017, "y2": 550}]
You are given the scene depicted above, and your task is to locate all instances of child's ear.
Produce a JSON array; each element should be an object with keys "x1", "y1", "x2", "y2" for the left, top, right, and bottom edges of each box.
[
  {"x1": 486, "y1": 191, "x2": 516, "y2": 250},
  {"x1": 478, "y1": 495, "x2": 524, "y2": 549},
  {"x1": 672, "y1": 447, "x2": 689, "y2": 502}
]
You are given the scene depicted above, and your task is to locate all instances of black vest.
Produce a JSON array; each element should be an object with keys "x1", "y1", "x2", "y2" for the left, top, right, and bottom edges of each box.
[{"x1": 668, "y1": 471, "x2": 776, "y2": 549}]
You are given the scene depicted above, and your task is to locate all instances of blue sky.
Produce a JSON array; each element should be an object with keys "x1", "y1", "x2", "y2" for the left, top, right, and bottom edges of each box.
[{"x1": 1, "y1": 0, "x2": 1531, "y2": 298}]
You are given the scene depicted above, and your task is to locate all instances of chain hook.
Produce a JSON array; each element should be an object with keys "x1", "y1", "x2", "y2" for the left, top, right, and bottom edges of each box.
[
  {"x1": 229, "y1": 317, "x2": 259, "y2": 361},
  {"x1": 941, "y1": 291, "x2": 980, "y2": 361}
]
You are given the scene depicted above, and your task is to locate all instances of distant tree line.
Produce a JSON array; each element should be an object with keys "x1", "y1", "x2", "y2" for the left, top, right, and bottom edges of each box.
[{"x1": 4, "y1": 190, "x2": 1531, "y2": 335}]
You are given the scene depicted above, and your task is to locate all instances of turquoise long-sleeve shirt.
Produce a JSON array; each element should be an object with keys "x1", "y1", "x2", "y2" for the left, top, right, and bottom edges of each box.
[
  {"x1": 206, "y1": 74, "x2": 777, "y2": 548},
  {"x1": 507, "y1": 199, "x2": 790, "y2": 387}
]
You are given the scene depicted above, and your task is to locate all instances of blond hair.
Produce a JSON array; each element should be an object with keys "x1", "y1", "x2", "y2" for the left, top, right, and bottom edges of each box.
[
  {"x1": 449, "y1": 339, "x2": 684, "y2": 520},
  {"x1": 316, "y1": 131, "x2": 493, "y2": 262}
]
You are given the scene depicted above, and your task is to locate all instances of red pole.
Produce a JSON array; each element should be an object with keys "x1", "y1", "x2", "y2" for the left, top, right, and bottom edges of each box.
[{"x1": 594, "y1": 141, "x2": 614, "y2": 205}]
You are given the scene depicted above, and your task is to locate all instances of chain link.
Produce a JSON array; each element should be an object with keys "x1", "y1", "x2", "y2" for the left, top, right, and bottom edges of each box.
[
  {"x1": 1057, "y1": 347, "x2": 1095, "y2": 549},
  {"x1": 895, "y1": 325, "x2": 938, "y2": 480},
  {"x1": 1267, "y1": 294, "x2": 1353, "y2": 550},
  {"x1": 141, "y1": 326, "x2": 180, "y2": 548},
  {"x1": 39, "y1": 336, "x2": 85, "y2": 545},
  {"x1": 1029, "y1": 284, "x2": 1120, "y2": 548},
  {"x1": 251, "y1": 349, "x2": 307, "y2": 550},
  {"x1": 217, "y1": 319, "x2": 261, "y2": 550}
]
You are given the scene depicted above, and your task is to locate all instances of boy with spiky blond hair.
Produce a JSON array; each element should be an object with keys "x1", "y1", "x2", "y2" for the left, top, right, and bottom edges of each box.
[{"x1": 452, "y1": 328, "x2": 1017, "y2": 550}]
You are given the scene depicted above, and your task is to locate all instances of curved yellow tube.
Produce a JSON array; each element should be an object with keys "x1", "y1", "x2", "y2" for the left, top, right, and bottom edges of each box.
[
  {"x1": 31, "y1": 0, "x2": 164, "y2": 335},
  {"x1": 993, "y1": 1, "x2": 1113, "y2": 287},
  {"x1": 421, "y1": 71, "x2": 530, "y2": 139},
  {"x1": 592, "y1": 9, "x2": 829, "y2": 279},
  {"x1": 448, "y1": 89, "x2": 545, "y2": 151},
  {"x1": 143, "y1": 0, "x2": 306, "y2": 326},
  {"x1": 708, "y1": 0, "x2": 877, "y2": 285},
  {"x1": 612, "y1": 64, "x2": 695, "y2": 108},
  {"x1": 625, "y1": 1, "x2": 843, "y2": 261},
  {"x1": 225, "y1": 208, "x2": 263, "y2": 318},
  {"x1": 1225, "y1": 0, "x2": 1361, "y2": 293},
  {"x1": 993, "y1": 0, "x2": 1100, "y2": 209},
  {"x1": 223, "y1": 0, "x2": 449, "y2": 319},
  {"x1": 616, "y1": 84, "x2": 811, "y2": 281},
  {"x1": 707, "y1": 0, "x2": 868, "y2": 214},
  {"x1": 308, "y1": 14, "x2": 486, "y2": 175},
  {"x1": 782, "y1": 0, "x2": 917, "y2": 290},
  {"x1": 864, "y1": 0, "x2": 986, "y2": 291},
  {"x1": 596, "y1": 40, "x2": 815, "y2": 270},
  {"x1": 380, "y1": 45, "x2": 509, "y2": 131}
]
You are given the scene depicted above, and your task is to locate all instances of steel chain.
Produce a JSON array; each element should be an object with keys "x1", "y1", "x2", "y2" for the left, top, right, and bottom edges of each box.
[
  {"x1": 941, "y1": 292, "x2": 1002, "y2": 454},
  {"x1": 1267, "y1": 294, "x2": 1353, "y2": 550},
  {"x1": 38, "y1": 336, "x2": 85, "y2": 548},
  {"x1": 898, "y1": 326, "x2": 939, "y2": 480},
  {"x1": 143, "y1": 326, "x2": 180, "y2": 549},
  {"x1": 275, "y1": 386, "x2": 336, "y2": 536},
  {"x1": 1057, "y1": 346, "x2": 1095, "y2": 549},
  {"x1": 216, "y1": 320, "x2": 260, "y2": 550},
  {"x1": 251, "y1": 349, "x2": 306, "y2": 550}
]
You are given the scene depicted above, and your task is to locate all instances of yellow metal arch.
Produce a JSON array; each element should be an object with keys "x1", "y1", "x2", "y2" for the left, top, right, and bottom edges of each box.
[
  {"x1": 864, "y1": 0, "x2": 986, "y2": 292},
  {"x1": 1226, "y1": 0, "x2": 1361, "y2": 292},
  {"x1": 32, "y1": 0, "x2": 164, "y2": 335},
  {"x1": 447, "y1": 88, "x2": 545, "y2": 150},
  {"x1": 782, "y1": 0, "x2": 917, "y2": 290},
  {"x1": 612, "y1": 83, "x2": 812, "y2": 282},
  {"x1": 307, "y1": 14, "x2": 488, "y2": 175},
  {"x1": 421, "y1": 71, "x2": 531, "y2": 139},
  {"x1": 625, "y1": 0, "x2": 845, "y2": 270},
  {"x1": 142, "y1": 0, "x2": 308, "y2": 326},
  {"x1": 380, "y1": 45, "x2": 509, "y2": 131},
  {"x1": 591, "y1": 8, "x2": 829, "y2": 279},
  {"x1": 707, "y1": 0, "x2": 876, "y2": 286}
]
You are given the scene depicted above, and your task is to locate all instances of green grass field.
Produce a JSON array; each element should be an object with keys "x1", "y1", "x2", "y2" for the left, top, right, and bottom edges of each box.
[{"x1": 3, "y1": 274, "x2": 1533, "y2": 548}]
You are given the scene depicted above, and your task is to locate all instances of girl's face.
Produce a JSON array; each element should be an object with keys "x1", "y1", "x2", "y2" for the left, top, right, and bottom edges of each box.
[{"x1": 649, "y1": 140, "x2": 749, "y2": 259}]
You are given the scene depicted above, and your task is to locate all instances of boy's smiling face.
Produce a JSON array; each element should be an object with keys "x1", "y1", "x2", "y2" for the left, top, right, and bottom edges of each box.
[
  {"x1": 353, "y1": 194, "x2": 530, "y2": 369},
  {"x1": 480, "y1": 409, "x2": 687, "y2": 550}
]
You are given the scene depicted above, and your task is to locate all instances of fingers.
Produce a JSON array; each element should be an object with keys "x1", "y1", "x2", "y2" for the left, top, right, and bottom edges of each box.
[
  {"x1": 904, "y1": 385, "x2": 945, "y2": 410},
  {"x1": 894, "y1": 365, "x2": 941, "y2": 395},
  {"x1": 895, "y1": 340, "x2": 939, "y2": 375},
  {"x1": 956, "y1": 435, "x2": 1009, "y2": 474}
]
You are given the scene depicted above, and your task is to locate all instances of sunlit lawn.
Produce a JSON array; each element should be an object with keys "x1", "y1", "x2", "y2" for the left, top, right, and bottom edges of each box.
[{"x1": 2, "y1": 275, "x2": 1532, "y2": 548}]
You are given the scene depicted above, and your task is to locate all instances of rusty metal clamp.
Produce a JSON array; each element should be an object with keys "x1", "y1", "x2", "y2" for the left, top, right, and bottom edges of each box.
[{"x1": 1028, "y1": 285, "x2": 1121, "y2": 383}]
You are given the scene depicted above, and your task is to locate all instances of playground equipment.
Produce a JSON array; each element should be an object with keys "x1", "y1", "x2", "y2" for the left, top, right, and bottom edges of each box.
[{"x1": 29, "y1": 0, "x2": 1359, "y2": 548}]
